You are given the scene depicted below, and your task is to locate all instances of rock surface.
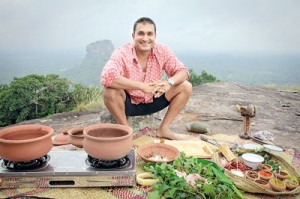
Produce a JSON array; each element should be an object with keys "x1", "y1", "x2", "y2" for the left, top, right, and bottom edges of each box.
[{"x1": 18, "y1": 82, "x2": 300, "y2": 151}]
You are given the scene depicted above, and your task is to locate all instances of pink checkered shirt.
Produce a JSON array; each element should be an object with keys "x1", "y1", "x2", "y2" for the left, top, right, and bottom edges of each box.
[{"x1": 101, "y1": 43, "x2": 189, "y2": 105}]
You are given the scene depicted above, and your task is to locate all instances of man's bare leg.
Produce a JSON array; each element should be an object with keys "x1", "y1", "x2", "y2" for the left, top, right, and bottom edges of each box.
[
  {"x1": 156, "y1": 80, "x2": 192, "y2": 140},
  {"x1": 103, "y1": 88, "x2": 128, "y2": 126}
]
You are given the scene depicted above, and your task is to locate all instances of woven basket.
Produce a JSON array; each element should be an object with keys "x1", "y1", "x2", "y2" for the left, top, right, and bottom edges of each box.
[{"x1": 213, "y1": 151, "x2": 300, "y2": 195}]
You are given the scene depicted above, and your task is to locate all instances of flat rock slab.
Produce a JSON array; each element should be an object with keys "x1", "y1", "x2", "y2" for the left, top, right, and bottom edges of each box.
[
  {"x1": 17, "y1": 82, "x2": 299, "y2": 151},
  {"x1": 172, "y1": 82, "x2": 300, "y2": 151}
]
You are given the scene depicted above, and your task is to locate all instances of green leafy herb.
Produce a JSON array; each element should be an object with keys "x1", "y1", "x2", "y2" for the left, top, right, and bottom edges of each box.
[
  {"x1": 143, "y1": 152, "x2": 244, "y2": 199},
  {"x1": 262, "y1": 153, "x2": 280, "y2": 171}
]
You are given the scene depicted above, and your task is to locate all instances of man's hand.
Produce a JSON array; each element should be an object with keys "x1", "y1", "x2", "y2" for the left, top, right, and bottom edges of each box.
[{"x1": 150, "y1": 80, "x2": 171, "y2": 98}]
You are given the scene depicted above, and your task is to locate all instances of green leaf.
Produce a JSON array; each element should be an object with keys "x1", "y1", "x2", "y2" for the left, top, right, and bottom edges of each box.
[{"x1": 148, "y1": 190, "x2": 160, "y2": 199}]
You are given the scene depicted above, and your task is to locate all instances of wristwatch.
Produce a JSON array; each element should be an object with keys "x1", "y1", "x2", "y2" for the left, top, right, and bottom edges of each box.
[{"x1": 167, "y1": 78, "x2": 175, "y2": 86}]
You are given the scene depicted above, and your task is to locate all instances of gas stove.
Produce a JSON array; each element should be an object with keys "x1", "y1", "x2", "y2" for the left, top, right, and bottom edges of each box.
[{"x1": 0, "y1": 150, "x2": 136, "y2": 188}]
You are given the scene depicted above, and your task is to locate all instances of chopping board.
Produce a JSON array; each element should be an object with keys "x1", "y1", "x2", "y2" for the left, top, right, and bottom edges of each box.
[{"x1": 153, "y1": 140, "x2": 213, "y2": 159}]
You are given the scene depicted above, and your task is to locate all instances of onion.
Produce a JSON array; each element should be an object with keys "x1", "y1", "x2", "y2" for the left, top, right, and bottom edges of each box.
[{"x1": 231, "y1": 169, "x2": 244, "y2": 177}]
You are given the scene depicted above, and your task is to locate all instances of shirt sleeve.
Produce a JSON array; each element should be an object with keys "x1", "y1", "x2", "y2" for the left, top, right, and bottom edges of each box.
[
  {"x1": 161, "y1": 45, "x2": 190, "y2": 78},
  {"x1": 100, "y1": 49, "x2": 124, "y2": 87}
]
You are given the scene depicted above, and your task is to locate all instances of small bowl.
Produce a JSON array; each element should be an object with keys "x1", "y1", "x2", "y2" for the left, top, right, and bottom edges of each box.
[
  {"x1": 274, "y1": 170, "x2": 289, "y2": 180},
  {"x1": 68, "y1": 127, "x2": 84, "y2": 148},
  {"x1": 245, "y1": 170, "x2": 258, "y2": 181},
  {"x1": 269, "y1": 178, "x2": 286, "y2": 192},
  {"x1": 258, "y1": 163, "x2": 273, "y2": 172},
  {"x1": 254, "y1": 179, "x2": 271, "y2": 190},
  {"x1": 241, "y1": 153, "x2": 264, "y2": 170},
  {"x1": 137, "y1": 143, "x2": 180, "y2": 163},
  {"x1": 258, "y1": 170, "x2": 273, "y2": 181},
  {"x1": 283, "y1": 179, "x2": 299, "y2": 190}
]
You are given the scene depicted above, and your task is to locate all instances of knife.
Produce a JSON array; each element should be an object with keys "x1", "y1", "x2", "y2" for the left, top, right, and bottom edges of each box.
[{"x1": 199, "y1": 135, "x2": 238, "y2": 150}]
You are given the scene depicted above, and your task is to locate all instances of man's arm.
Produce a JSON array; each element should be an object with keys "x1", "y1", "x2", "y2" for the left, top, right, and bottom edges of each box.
[
  {"x1": 110, "y1": 75, "x2": 162, "y2": 95},
  {"x1": 167, "y1": 71, "x2": 189, "y2": 86}
]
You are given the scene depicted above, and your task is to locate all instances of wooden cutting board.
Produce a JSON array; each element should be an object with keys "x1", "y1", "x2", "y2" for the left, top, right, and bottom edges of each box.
[{"x1": 153, "y1": 140, "x2": 213, "y2": 159}]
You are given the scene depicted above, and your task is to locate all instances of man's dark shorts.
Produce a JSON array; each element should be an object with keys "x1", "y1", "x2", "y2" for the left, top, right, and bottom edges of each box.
[{"x1": 125, "y1": 93, "x2": 170, "y2": 116}]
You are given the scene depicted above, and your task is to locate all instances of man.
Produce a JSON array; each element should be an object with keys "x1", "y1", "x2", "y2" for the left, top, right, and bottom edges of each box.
[{"x1": 101, "y1": 17, "x2": 192, "y2": 140}]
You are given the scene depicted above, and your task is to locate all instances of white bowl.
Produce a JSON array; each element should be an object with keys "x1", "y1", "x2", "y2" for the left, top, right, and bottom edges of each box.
[
  {"x1": 243, "y1": 144, "x2": 262, "y2": 151},
  {"x1": 263, "y1": 144, "x2": 283, "y2": 153},
  {"x1": 241, "y1": 153, "x2": 264, "y2": 170}
]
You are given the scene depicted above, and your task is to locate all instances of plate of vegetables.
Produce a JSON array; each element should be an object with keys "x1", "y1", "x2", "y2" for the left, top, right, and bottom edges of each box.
[{"x1": 137, "y1": 142, "x2": 180, "y2": 163}]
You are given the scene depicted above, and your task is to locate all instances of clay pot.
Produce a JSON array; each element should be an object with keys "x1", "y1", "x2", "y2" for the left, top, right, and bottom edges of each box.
[
  {"x1": 283, "y1": 179, "x2": 299, "y2": 190},
  {"x1": 258, "y1": 170, "x2": 273, "y2": 181},
  {"x1": 245, "y1": 170, "x2": 258, "y2": 181},
  {"x1": 68, "y1": 127, "x2": 84, "y2": 148},
  {"x1": 274, "y1": 171, "x2": 289, "y2": 180},
  {"x1": 83, "y1": 123, "x2": 133, "y2": 161},
  {"x1": 269, "y1": 178, "x2": 286, "y2": 192},
  {"x1": 258, "y1": 164, "x2": 273, "y2": 172},
  {"x1": 254, "y1": 179, "x2": 271, "y2": 190},
  {"x1": 0, "y1": 124, "x2": 54, "y2": 162}
]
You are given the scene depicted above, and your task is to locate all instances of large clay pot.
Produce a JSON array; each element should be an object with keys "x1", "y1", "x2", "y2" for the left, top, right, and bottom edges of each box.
[
  {"x1": 0, "y1": 124, "x2": 54, "y2": 162},
  {"x1": 83, "y1": 124, "x2": 133, "y2": 160}
]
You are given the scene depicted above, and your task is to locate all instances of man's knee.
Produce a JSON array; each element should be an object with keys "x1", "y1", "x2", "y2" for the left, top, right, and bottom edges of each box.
[
  {"x1": 182, "y1": 80, "x2": 193, "y2": 95},
  {"x1": 176, "y1": 80, "x2": 192, "y2": 97},
  {"x1": 103, "y1": 88, "x2": 125, "y2": 102}
]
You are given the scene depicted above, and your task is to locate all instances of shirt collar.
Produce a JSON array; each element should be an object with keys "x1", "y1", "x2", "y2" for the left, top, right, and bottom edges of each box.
[{"x1": 132, "y1": 43, "x2": 155, "y2": 63}]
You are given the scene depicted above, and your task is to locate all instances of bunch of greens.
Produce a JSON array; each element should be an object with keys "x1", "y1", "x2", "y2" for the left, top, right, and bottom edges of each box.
[
  {"x1": 262, "y1": 153, "x2": 280, "y2": 171},
  {"x1": 143, "y1": 152, "x2": 243, "y2": 199}
]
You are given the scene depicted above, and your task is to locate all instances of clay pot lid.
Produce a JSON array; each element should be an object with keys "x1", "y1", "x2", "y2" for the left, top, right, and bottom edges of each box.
[{"x1": 52, "y1": 130, "x2": 70, "y2": 146}]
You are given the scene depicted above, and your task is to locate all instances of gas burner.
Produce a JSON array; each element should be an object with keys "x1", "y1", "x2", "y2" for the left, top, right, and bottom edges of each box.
[
  {"x1": 86, "y1": 155, "x2": 130, "y2": 169},
  {"x1": 2, "y1": 155, "x2": 50, "y2": 171}
]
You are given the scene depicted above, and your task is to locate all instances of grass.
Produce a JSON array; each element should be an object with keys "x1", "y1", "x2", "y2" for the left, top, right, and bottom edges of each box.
[
  {"x1": 73, "y1": 87, "x2": 104, "y2": 111},
  {"x1": 264, "y1": 84, "x2": 300, "y2": 92}
]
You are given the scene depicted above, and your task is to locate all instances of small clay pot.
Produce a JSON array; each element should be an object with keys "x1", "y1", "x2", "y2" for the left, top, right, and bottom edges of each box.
[
  {"x1": 269, "y1": 178, "x2": 286, "y2": 192},
  {"x1": 254, "y1": 179, "x2": 271, "y2": 190},
  {"x1": 83, "y1": 123, "x2": 133, "y2": 161},
  {"x1": 283, "y1": 179, "x2": 299, "y2": 190},
  {"x1": 0, "y1": 124, "x2": 54, "y2": 162},
  {"x1": 274, "y1": 171, "x2": 289, "y2": 180},
  {"x1": 52, "y1": 130, "x2": 70, "y2": 146},
  {"x1": 68, "y1": 127, "x2": 84, "y2": 148},
  {"x1": 258, "y1": 164, "x2": 273, "y2": 172},
  {"x1": 258, "y1": 170, "x2": 273, "y2": 181},
  {"x1": 245, "y1": 170, "x2": 258, "y2": 181}
]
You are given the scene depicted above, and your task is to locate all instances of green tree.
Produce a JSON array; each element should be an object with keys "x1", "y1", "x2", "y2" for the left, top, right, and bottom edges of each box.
[
  {"x1": 0, "y1": 74, "x2": 75, "y2": 126},
  {"x1": 189, "y1": 69, "x2": 218, "y2": 87}
]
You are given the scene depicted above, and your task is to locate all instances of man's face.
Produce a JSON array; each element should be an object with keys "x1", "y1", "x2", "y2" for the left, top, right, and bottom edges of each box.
[{"x1": 132, "y1": 23, "x2": 156, "y2": 53}]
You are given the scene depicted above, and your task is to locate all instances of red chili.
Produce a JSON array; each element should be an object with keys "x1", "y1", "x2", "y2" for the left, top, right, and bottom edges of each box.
[{"x1": 225, "y1": 162, "x2": 252, "y2": 173}]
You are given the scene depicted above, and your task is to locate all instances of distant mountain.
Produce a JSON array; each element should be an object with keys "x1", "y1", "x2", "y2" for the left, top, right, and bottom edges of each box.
[
  {"x1": 0, "y1": 52, "x2": 82, "y2": 85},
  {"x1": 61, "y1": 40, "x2": 114, "y2": 86},
  {"x1": 0, "y1": 40, "x2": 114, "y2": 86},
  {"x1": 1, "y1": 41, "x2": 299, "y2": 86}
]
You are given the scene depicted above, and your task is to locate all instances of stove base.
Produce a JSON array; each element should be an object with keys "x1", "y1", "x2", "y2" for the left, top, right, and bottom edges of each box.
[{"x1": 1, "y1": 175, "x2": 136, "y2": 188}]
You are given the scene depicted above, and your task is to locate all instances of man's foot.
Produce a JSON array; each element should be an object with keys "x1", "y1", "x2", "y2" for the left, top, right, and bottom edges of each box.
[{"x1": 156, "y1": 128, "x2": 185, "y2": 140}]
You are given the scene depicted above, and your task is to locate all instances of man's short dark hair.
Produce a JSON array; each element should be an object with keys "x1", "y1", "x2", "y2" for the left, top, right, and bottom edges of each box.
[{"x1": 133, "y1": 17, "x2": 156, "y2": 34}]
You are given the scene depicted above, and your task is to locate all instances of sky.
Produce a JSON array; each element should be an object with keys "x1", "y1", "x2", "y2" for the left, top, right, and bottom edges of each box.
[{"x1": 0, "y1": 0, "x2": 300, "y2": 54}]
